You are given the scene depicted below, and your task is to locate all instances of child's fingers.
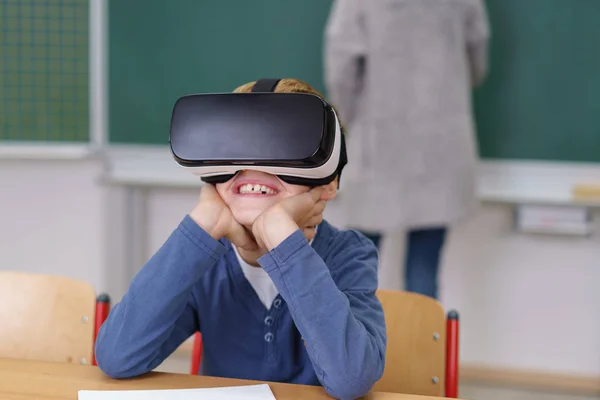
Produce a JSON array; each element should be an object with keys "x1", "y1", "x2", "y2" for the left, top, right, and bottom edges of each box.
[
  {"x1": 281, "y1": 189, "x2": 325, "y2": 220},
  {"x1": 312, "y1": 200, "x2": 327, "y2": 215},
  {"x1": 306, "y1": 214, "x2": 323, "y2": 227},
  {"x1": 199, "y1": 182, "x2": 219, "y2": 202},
  {"x1": 201, "y1": 182, "x2": 217, "y2": 194},
  {"x1": 308, "y1": 186, "x2": 325, "y2": 202}
]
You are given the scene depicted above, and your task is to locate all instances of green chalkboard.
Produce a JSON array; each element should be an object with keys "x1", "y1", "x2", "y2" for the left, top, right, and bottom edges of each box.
[
  {"x1": 108, "y1": 0, "x2": 332, "y2": 144},
  {"x1": 1, "y1": 0, "x2": 89, "y2": 143},
  {"x1": 109, "y1": 0, "x2": 600, "y2": 163},
  {"x1": 474, "y1": 0, "x2": 600, "y2": 162}
]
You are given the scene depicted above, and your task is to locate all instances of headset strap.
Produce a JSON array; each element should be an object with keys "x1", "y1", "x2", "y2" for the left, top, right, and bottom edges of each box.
[{"x1": 251, "y1": 78, "x2": 281, "y2": 92}]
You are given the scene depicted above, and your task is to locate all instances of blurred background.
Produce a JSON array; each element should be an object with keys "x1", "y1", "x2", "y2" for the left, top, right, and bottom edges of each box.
[{"x1": 1, "y1": 1, "x2": 599, "y2": 399}]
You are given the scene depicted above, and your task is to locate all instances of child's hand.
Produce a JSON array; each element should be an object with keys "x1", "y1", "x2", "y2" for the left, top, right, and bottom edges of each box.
[
  {"x1": 252, "y1": 187, "x2": 326, "y2": 251},
  {"x1": 189, "y1": 184, "x2": 258, "y2": 251}
]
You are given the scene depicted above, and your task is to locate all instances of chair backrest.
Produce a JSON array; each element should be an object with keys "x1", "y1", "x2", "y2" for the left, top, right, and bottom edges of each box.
[
  {"x1": 373, "y1": 289, "x2": 447, "y2": 396},
  {"x1": 0, "y1": 271, "x2": 97, "y2": 365}
]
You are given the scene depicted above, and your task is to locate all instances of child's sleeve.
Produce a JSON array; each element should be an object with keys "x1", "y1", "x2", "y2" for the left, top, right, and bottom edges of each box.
[
  {"x1": 258, "y1": 230, "x2": 386, "y2": 400},
  {"x1": 323, "y1": 0, "x2": 367, "y2": 126},
  {"x1": 95, "y1": 215, "x2": 227, "y2": 378}
]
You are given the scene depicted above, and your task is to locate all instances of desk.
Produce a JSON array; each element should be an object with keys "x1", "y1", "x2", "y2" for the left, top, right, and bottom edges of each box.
[{"x1": 0, "y1": 358, "x2": 450, "y2": 400}]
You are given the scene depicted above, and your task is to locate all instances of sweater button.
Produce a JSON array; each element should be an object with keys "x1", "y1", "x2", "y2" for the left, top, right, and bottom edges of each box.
[
  {"x1": 273, "y1": 298, "x2": 282, "y2": 308},
  {"x1": 264, "y1": 316, "x2": 274, "y2": 326},
  {"x1": 264, "y1": 332, "x2": 274, "y2": 343}
]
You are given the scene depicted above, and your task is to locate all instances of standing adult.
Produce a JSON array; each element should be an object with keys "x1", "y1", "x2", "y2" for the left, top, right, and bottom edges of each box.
[{"x1": 324, "y1": 0, "x2": 490, "y2": 299}]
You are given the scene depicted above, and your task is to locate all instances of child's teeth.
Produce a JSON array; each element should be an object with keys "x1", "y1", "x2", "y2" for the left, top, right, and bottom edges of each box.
[{"x1": 239, "y1": 183, "x2": 276, "y2": 194}]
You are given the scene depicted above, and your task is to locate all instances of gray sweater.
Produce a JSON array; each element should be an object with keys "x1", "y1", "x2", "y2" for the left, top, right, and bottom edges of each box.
[{"x1": 325, "y1": 0, "x2": 490, "y2": 231}]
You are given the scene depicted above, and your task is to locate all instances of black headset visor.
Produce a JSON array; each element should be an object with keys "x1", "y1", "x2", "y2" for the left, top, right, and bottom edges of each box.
[{"x1": 169, "y1": 91, "x2": 346, "y2": 186}]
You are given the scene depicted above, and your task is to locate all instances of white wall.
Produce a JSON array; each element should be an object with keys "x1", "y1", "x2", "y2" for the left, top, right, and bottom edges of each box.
[
  {"x1": 442, "y1": 205, "x2": 600, "y2": 375},
  {"x1": 0, "y1": 159, "x2": 107, "y2": 292},
  {"x1": 2, "y1": 158, "x2": 599, "y2": 376}
]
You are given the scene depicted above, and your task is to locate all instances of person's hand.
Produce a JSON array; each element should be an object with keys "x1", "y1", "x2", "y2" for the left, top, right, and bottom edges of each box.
[
  {"x1": 252, "y1": 187, "x2": 327, "y2": 251},
  {"x1": 189, "y1": 184, "x2": 258, "y2": 251}
]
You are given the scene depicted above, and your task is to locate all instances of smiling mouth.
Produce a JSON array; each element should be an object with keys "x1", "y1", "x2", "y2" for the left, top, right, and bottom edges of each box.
[{"x1": 237, "y1": 183, "x2": 278, "y2": 195}]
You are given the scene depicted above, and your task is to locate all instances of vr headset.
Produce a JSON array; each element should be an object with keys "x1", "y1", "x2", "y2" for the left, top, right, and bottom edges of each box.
[{"x1": 169, "y1": 78, "x2": 347, "y2": 187}]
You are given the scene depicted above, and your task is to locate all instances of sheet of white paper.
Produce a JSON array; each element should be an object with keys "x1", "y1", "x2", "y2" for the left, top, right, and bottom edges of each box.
[{"x1": 78, "y1": 384, "x2": 277, "y2": 400}]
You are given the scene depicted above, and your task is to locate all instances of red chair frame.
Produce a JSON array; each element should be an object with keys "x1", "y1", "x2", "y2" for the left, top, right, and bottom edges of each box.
[
  {"x1": 190, "y1": 332, "x2": 203, "y2": 375},
  {"x1": 91, "y1": 293, "x2": 111, "y2": 366},
  {"x1": 189, "y1": 310, "x2": 460, "y2": 397},
  {"x1": 445, "y1": 310, "x2": 460, "y2": 398}
]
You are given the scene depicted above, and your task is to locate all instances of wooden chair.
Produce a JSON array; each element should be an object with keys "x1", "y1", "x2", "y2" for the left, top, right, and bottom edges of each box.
[
  {"x1": 373, "y1": 290, "x2": 459, "y2": 398},
  {"x1": 189, "y1": 289, "x2": 459, "y2": 397},
  {"x1": 0, "y1": 271, "x2": 111, "y2": 366}
]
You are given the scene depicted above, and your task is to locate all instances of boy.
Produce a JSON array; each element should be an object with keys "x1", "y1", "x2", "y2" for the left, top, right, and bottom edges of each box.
[{"x1": 95, "y1": 79, "x2": 387, "y2": 400}]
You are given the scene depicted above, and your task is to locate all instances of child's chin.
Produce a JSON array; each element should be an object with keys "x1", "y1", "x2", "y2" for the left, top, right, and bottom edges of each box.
[{"x1": 231, "y1": 209, "x2": 263, "y2": 228}]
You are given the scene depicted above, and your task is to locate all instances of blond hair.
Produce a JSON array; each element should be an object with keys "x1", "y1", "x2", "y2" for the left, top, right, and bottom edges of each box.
[{"x1": 234, "y1": 78, "x2": 323, "y2": 97}]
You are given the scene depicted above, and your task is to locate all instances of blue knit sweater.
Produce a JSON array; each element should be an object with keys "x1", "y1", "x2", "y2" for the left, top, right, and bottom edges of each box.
[{"x1": 95, "y1": 215, "x2": 387, "y2": 399}]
